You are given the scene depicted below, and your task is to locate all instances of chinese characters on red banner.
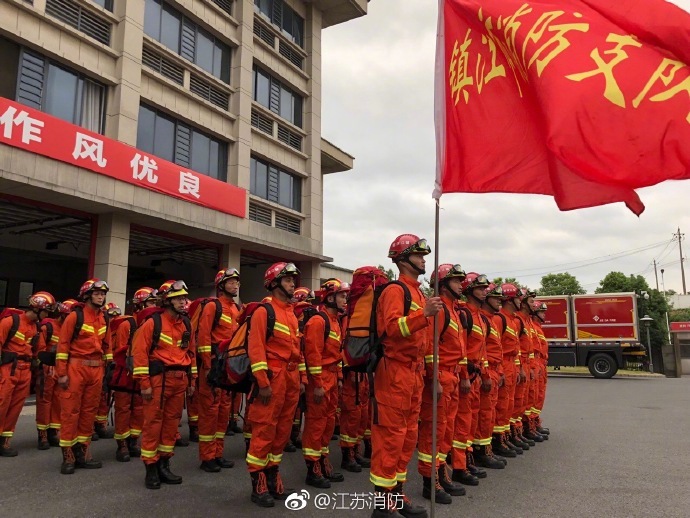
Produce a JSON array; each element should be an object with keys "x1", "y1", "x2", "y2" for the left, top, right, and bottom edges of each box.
[{"x1": 0, "y1": 97, "x2": 246, "y2": 218}]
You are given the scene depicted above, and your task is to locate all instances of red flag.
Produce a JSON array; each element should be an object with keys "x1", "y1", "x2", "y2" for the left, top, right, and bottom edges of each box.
[{"x1": 434, "y1": 0, "x2": 690, "y2": 215}]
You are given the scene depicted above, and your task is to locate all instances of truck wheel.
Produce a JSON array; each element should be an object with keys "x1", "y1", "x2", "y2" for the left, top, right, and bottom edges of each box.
[{"x1": 588, "y1": 353, "x2": 618, "y2": 379}]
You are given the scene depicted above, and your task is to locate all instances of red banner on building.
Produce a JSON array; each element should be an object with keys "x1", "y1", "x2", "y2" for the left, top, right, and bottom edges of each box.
[
  {"x1": 670, "y1": 322, "x2": 690, "y2": 333},
  {"x1": 0, "y1": 97, "x2": 246, "y2": 218},
  {"x1": 434, "y1": 0, "x2": 690, "y2": 215}
]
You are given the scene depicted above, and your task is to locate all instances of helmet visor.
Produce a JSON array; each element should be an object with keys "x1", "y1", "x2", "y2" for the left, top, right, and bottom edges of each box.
[
  {"x1": 404, "y1": 239, "x2": 431, "y2": 256},
  {"x1": 280, "y1": 263, "x2": 300, "y2": 277},
  {"x1": 475, "y1": 274, "x2": 489, "y2": 287},
  {"x1": 447, "y1": 264, "x2": 466, "y2": 279},
  {"x1": 92, "y1": 280, "x2": 109, "y2": 292}
]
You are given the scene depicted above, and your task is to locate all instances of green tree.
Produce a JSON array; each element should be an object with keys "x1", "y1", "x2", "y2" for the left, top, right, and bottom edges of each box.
[
  {"x1": 538, "y1": 272, "x2": 586, "y2": 296},
  {"x1": 376, "y1": 264, "x2": 397, "y2": 281},
  {"x1": 492, "y1": 277, "x2": 522, "y2": 288},
  {"x1": 669, "y1": 308, "x2": 690, "y2": 322},
  {"x1": 595, "y1": 271, "x2": 670, "y2": 352}
]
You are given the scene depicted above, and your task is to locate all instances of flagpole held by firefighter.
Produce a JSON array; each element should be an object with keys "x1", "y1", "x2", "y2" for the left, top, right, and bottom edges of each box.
[{"x1": 430, "y1": 198, "x2": 441, "y2": 518}]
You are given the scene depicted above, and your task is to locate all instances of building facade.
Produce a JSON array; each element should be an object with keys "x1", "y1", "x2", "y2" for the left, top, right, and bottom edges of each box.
[{"x1": 0, "y1": 0, "x2": 366, "y2": 308}]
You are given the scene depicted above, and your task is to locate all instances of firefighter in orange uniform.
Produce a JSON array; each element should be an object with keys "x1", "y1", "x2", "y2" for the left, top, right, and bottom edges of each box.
[
  {"x1": 132, "y1": 280, "x2": 196, "y2": 489},
  {"x1": 370, "y1": 234, "x2": 442, "y2": 518},
  {"x1": 302, "y1": 279, "x2": 348, "y2": 487},
  {"x1": 518, "y1": 289, "x2": 546, "y2": 443},
  {"x1": 481, "y1": 284, "x2": 517, "y2": 460},
  {"x1": 0, "y1": 292, "x2": 54, "y2": 456},
  {"x1": 496, "y1": 284, "x2": 525, "y2": 454},
  {"x1": 417, "y1": 264, "x2": 467, "y2": 503},
  {"x1": 92, "y1": 303, "x2": 118, "y2": 441},
  {"x1": 246, "y1": 262, "x2": 302, "y2": 508},
  {"x1": 110, "y1": 288, "x2": 156, "y2": 463},
  {"x1": 531, "y1": 302, "x2": 550, "y2": 437},
  {"x1": 56, "y1": 279, "x2": 109, "y2": 473},
  {"x1": 195, "y1": 268, "x2": 241, "y2": 472},
  {"x1": 35, "y1": 299, "x2": 76, "y2": 450}
]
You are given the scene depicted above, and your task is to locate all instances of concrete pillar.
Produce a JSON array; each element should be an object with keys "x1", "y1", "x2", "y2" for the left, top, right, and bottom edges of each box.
[
  {"x1": 93, "y1": 213, "x2": 130, "y2": 309},
  {"x1": 220, "y1": 243, "x2": 242, "y2": 304},
  {"x1": 298, "y1": 260, "x2": 321, "y2": 291}
]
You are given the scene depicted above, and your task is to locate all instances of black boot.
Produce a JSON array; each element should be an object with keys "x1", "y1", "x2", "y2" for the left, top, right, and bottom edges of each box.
[
  {"x1": 290, "y1": 424, "x2": 302, "y2": 449},
  {"x1": 250, "y1": 470, "x2": 275, "y2": 508},
  {"x1": 216, "y1": 457, "x2": 234, "y2": 468},
  {"x1": 320, "y1": 455, "x2": 344, "y2": 482},
  {"x1": 517, "y1": 425, "x2": 535, "y2": 447},
  {"x1": 363, "y1": 438, "x2": 372, "y2": 459},
  {"x1": 473, "y1": 444, "x2": 505, "y2": 469},
  {"x1": 511, "y1": 427, "x2": 530, "y2": 450},
  {"x1": 492, "y1": 433, "x2": 516, "y2": 457},
  {"x1": 283, "y1": 440, "x2": 297, "y2": 452},
  {"x1": 116, "y1": 439, "x2": 131, "y2": 462},
  {"x1": 452, "y1": 468, "x2": 479, "y2": 486},
  {"x1": 504, "y1": 432, "x2": 523, "y2": 455},
  {"x1": 200, "y1": 459, "x2": 221, "y2": 473},
  {"x1": 188, "y1": 424, "x2": 199, "y2": 443},
  {"x1": 94, "y1": 423, "x2": 114, "y2": 439},
  {"x1": 158, "y1": 457, "x2": 182, "y2": 484},
  {"x1": 47, "y1": 428, "x2": 60, "y2": 447},
  {"x1": 331, "y1": 425, "x2": 340, "y2": 442},
  {"x1": 305, "y1": 460, "x2": 331, "y2": 488},
  {"x1": 175, "y1": 433, "x2": 189, "y2": 447},
  {"x1": 467, "y1": 451, "x2": 487, "y2": 478},
  {"x1": 523, "y1": 419, "x2": 544, "y2": 443},
  {"x1": 537, "y1": 425, "x2": 550, "y2": 435},
  {"x1": 395, "y1": 482, "x2": 428, "y2": 518},
  {"x1": 266, "y1": 465, "x2": 293, "y2": 500},
  {"x1": 37, "y1": 430, "x2": 50, "y2": 450},
  {"x1": 439, "y1": 465, "x2": 466, "y2": 496},
  {"x1": 355, "y1": 442, "x2": 371, "y2": 468},
  {"x1": 422, "y1": 475, "x2": 452, "y2": 504},
  {"x1": 127, "y1": 436, "x2": 141, "y2": 457},
  {"x1": 488, "y1": 443, "x2": 508, "y2": 466},
  {"x1": 225, "y1": 420, "x2": 235, "y2": 436},
  {"x1": 371, "y1": 487, "x2": 404, "y2": 517},
  {"x1": 145, "y1": 462, "x2": 161, "y2": 489},
  {"x1": 60, "y1": 446, "x2": 76, "y2": 474},
  {"x1": 341, "y1": 446, "x2": 362, "y2": 473},
  {"x1": 74, "y1": 442, "x2": 102, "y2": 469},
  {"x1": 230, "y1": 420, "x2": 243, "y2": 434}
]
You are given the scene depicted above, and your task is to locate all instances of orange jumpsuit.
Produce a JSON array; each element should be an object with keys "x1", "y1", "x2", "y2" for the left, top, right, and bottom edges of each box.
[
  {"x1": 35, "y1": 318, "x2": 62, "y2": 433},
  {"x1": 112, "y1": 318, "x2": 143, "y2": 441},
  {"x1": 513, "y1": 312, "x2": 534, "y2": 429},
  {"x1": 369, "y1": 274, "x2": 430, "y2": 490},
  {"x1": 195, "y1": 297, "x2": 239, "y2": 462},
  {"x1": 56, "y1": 305, "x2": 107, "y2": 448},
  {"x1": 475, "y1": 310, "x2": 502, "y2": 447},
  {"x1": 302, "y1": 310, "x2": 342, "y2": 462},
  {"x1": 532, "y1": 320, "x2": 548, "y2": 422},
  {"x1": 339, "y1": 372, "x2": 369, "y2": 448},
  {"x1": 496, "y1": 309, "x2": 520, "y2": 434},
  {"x1": 245, "y1": 298, "x2": 301, "y2": 473},
  {"x1": 418, "y1": 294, "x2": 467, "y2": 478},
  {"x1": 132, "y1": 311, "x2": 196, "y2": 465},
  {"x1": 0, "y1": 312, "x2": 43, "y2": 439}
]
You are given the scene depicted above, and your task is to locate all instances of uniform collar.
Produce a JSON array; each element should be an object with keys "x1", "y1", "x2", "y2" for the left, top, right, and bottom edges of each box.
[{"x1": 399, "y1": 273, "x2": 421, "y2": 288}]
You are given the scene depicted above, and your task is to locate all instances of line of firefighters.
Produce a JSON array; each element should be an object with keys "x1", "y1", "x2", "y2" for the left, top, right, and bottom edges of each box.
[{"x1": 0, "y1": 232, "x2": 549, "y2": 518}]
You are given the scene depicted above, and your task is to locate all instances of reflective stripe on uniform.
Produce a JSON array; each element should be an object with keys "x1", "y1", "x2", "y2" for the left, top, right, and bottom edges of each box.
[
  {"x1": 369, "y1": 473, "x2": 397, "y2": 488},
  {"x1": 198, "y1": 434, "x2": 215, "y2": 442},
  {"x1": 220, "y1": 314, "x2": 233, "y2": 325},
  {"x1": 398, "y1": 317, "x2": 411, "y2": 337},
  {"x1": 268, "y1": 453, "x2": 282, "y2": 463},
  {"x1": 273, "y1": 322, "x2": 291, "y2": 336},
  {"x1": 328, "y1": 331, "x2": 341, "y2": 342},
  {"x1": 308, "y1": 366, "x2": 322, "y2": 375},
  {"x1": 302, "y1": 448, "x2": 321, "y2": 457},
  {"x1": 251, "y1": 362, "x2": 268, "y2": 373},
  {"x1": 197, "y1": 346, "x2": 212, "y2": 354},
  {"x1": 158, "y1": 333, "x2": 173, "y2": 346},
  {"x1": 133, "y1": 367, "x2": 149, "y2": 375},
  {"x1": 472, "y1": 325, "x2": 483, "y2": 336},
  {"x1": 56, "y1": 353, "x2": 69, "y2": 361}
]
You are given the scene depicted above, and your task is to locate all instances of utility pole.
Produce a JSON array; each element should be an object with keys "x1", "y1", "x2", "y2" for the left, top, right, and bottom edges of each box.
[
  {"x1": 677, "y1": 228, "x2": 687, "y2": 294},
  {"x1": 653, "y1": 259, "x2": 659, "y2": 291}
]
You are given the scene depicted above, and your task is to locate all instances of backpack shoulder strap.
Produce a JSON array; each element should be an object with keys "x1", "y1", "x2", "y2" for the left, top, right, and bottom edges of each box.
[
  {"x1": 149, "y1": 312, "x2": 163, "y2": 354},
  {"x1": 479, "y1": 313, "x2": 492, "y2": 338},
  {"x1": 262, "y1": 303, "x2": 276, "y2": 342},
  {"x1": 71, "y1": 306, "x2": 84, "y2": 343},
  {"x1": 3, "y1": 313, "x2": 20, "y2": 348},
  {"x1": 211, "y1": 299, "x2": 223, "y2": 330},
  {"x1": 440, "y1": 305, "x2": 451, "y2": 339},
  {"x1": 318, "y1": 311, "x2": 331, "y2": 342},
  {"x1": 379, "y1": 280, "x2": 413, "y2": 315},
  {"x1": 458, "y1": 306, "x2": 472, "y2": 332},
  {"x1": 126, "y1": 316, "x2": 137, "y2": 346}
]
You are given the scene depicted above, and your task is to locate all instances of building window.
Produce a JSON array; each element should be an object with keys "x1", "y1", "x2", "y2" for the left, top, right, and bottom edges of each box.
[
  {"x1": 14, "y1": 50, "x2": 106, "y2": 134},
  {"x1": 144, "y1": 0, "x2": 231, "y2": 83},
  {"x1": 252, "y1": 66, "x2": 302, "y2": 128},
  {"x1": 91, "y1": 0, "x2": 113, "y2": 11},
  {"x1": 254, "y1": 0, "x2": 304, "y2": 48},
  {"x1": 250, "y1": 156, "x2": 301, "y2": 212},
  {"x1": 136, "y1": 104, "x2": 228, "y2": 181}
]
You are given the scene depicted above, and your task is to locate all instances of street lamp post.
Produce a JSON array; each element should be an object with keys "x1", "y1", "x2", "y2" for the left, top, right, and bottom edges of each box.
[{"x1": 640, "y1": 314, "x2": 654, "y2": 373}]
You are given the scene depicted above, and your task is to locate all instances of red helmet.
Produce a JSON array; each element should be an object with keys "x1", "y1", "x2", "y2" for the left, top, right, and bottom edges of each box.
[
  {"x1": 533, "y1": 301, "x2": 547, "y2": 312},
  {"x1": 520, "y1": 287, "x2": 537, "y2": 301},
  {"x1": 79, "y1": 278, "x2": 109, "y2": 300},
  {"x1": 28, "y1": 291, "x2": 57, "y2": 311},
  {"x1": 388, "y1": 234, "x2": 431, "y2": 262},
  {"x1": 263, "y1": 262, "x2": 300, "y2": 290},
  {"x1": 293, "y1": 287, "x2": 315, "y2": 303},
  {"x1": 158, "y1": 280, "x2": 189, "y2": 300},
  {"x1": 104, "y1": 302, "x2": 122, "y2": 317},
  {"x1": 485, "y1": 283, "x2": 503, "y2": 298},
  {"x1": 317, "y1": 278, "x2": 350, "y2": 299},
  {"x1": 215, "y1": 267, "x2": 240, "y2": 287},
  {"x1": 460, "y1": 272, "x2": 490, "y2": 293},
  {"x1": 501, "y1": 283, "x2": 520, "y2": 299},
  {"x1": 430, "y1": 264, "x2": 466, "y2": 286},
  {"x1": 58, "y1": 299, "x2": 78, "y2": 315},
  {"x1": 132, "y1": 287, "x2": 158, "y2": 306}
]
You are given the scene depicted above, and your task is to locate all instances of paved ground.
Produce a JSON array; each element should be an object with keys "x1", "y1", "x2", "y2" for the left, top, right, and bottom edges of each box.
[{"x1": 2, "y1": 376, "x2": 689, "y2": 517}]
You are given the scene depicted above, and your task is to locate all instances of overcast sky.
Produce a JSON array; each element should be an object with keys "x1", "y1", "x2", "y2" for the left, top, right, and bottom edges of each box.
[{"x1": 320, "y1": 0, "x2": 690, "y2": 294}]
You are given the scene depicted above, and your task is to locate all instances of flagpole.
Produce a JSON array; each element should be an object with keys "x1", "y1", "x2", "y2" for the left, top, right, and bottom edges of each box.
[{"x1": 430, "y1": 198, "x2": 441, "y2": 518}]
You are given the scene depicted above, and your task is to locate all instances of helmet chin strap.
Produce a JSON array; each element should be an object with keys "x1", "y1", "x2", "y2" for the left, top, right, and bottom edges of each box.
[
  {"x1": 467, "y1": 291, "x2": 484, "y2": 305},
  {"x1": 400, "y1": 256, "x2": 425, "y2": 275},
  {"x1": 275, "y1": 282, "x2": 291, "y2": 301},
  {"x1": 90, "y1": 295, "x2": 105, "y2": 308},
  {"x1": 324, "y1": 296, "x2": 338, "y2": 311},
  {"x1": 443, "y1": 283, "x2": 463, "y2": 300}
]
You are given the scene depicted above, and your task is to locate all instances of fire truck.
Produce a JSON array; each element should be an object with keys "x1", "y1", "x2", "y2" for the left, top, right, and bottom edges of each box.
[{"x1": 537, "y1": 293, "x2": 647, "y2": 378}]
